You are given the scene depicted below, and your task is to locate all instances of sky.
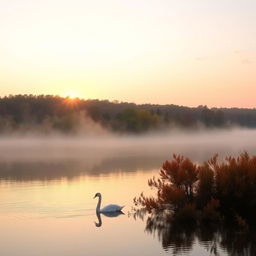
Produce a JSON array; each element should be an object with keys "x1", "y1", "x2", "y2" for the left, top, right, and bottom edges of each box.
[{"x1": 0, "y1": 0, "x2": 256, "y2": 108}]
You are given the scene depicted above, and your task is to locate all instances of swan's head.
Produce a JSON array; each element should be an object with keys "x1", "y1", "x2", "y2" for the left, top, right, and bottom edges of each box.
[{"x1": 93, "y1": 192, "x2": 101, "y2": 199}]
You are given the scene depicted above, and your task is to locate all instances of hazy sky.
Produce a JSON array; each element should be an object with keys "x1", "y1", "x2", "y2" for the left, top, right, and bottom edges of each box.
[{"x1": 1, "y1": 0, "x2": 256, "y2": 107}]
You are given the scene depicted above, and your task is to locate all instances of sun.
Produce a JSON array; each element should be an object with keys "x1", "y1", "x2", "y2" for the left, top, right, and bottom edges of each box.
[
  {"x1": 65, "y1": 92, "x2": 79, "y2": 100},
  {"x1": 63, "y1": 92, "x2": 80, "y2": 106}
]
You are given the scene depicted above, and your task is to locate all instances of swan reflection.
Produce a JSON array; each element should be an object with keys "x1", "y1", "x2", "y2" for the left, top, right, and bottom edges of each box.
[{"x1": 95, "y1": 211, "x2": 124, "y2": 227}]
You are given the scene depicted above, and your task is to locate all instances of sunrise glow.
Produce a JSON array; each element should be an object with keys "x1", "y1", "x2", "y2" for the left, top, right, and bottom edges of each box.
[
  {"x1": 66, "y1": 93, "x2": 79, "y2": 100},
  {"x1": 0, "y1": 0, "x2": 256, "y2": 107}
]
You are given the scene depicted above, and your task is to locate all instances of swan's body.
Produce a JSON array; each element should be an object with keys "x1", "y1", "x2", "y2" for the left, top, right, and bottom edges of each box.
[
  {"x1": 94, "y1": 192, "x2": 124, "y2": 213},
  {"x1": 100, "y1": 204, "x2": 124, "y2": 213}
]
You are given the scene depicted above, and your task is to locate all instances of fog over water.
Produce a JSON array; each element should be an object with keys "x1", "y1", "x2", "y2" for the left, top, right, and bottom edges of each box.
[
  {"x1": 1, "y1": 128, "x2": 255, "y2": 160},
  {"x1": 0, "y1": 128, "x2": 256, "y2": 180}
]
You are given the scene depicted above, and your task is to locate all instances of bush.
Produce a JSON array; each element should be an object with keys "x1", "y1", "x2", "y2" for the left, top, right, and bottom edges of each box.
[
  {"x1": 174, "y1": 203, "x2": 197, "y2": 224},
  {"x1": 135, "y1": 152, "x2": 256, "y2": 223}
]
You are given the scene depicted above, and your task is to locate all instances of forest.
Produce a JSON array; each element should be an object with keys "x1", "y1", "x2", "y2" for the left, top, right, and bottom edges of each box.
[{"x1": 0, "y1": 94, "x2": 256, "y2": 134}]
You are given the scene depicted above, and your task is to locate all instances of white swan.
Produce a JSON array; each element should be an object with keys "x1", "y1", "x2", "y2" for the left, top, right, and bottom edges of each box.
[{"x1": 94, "y1": 192, "x2": 124, "y2": 213}]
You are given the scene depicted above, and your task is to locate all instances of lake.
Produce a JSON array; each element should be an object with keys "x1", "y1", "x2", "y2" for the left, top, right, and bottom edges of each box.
[{"x1": 1, "y1": 129, "x2": 256, "y2": 256}]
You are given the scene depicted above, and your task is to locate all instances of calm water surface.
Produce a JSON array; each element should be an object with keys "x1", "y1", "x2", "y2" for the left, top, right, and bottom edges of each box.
[{"x1": 1, "y1": 130, "x2": 256, "y2": 256}]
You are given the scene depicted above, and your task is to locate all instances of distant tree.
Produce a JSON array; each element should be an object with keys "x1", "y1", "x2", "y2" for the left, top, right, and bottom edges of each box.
[{"x1": 117, "y1": 108, "x2": 159, "y2": 133}]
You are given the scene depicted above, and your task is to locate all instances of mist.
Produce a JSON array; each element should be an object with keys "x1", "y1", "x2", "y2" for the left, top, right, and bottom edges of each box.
[
  {"x1": 1, "y1": 128, "x2": 255, "y2": 161},
  {"x1": 0, "y1": 128, "x2": 256, "y2": 180}
]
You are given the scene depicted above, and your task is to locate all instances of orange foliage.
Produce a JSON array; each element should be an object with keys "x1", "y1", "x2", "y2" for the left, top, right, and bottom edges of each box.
[
  {"x1": 196, "y1": 162, "x2": 215, "y2": 207},
  {"x1": 201, "y1": 198, "x2": 221, "y2": 222},
  {"x1": 135, "y1": 152, "x2": 256, "y2": 222},
  {"x1": 160, "y1": 154, "x2": 198, "y2": 198},
  {"x1": 213, "y1": 152, "x2": 256, "y2": 214}
]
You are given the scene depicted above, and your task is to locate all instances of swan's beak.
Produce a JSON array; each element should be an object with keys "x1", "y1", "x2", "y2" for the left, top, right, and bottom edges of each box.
[{"x1": 93, "y1": 195, "x2": 96, "y2": 199}]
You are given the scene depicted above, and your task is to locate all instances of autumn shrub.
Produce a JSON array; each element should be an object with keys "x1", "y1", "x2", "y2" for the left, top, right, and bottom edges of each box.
[
  {"x1": 200, "y1": 198, "x2": 221, "y2": 223},
  {"x1": 174, "y1": 203, "x2": 198, "y2": 224},
  {"x1": 196, "y1": 162, "x2": 215, "y2": 208},
  {"x1": 134, "y1": 155, "x2": 198, "y2": 213},
  {"x1": 213, "y1": 152, "x2": 256, "y2": 216},
  {"x1": 135, "y1": 152, "x2": 256, "y2": 223},
  {"x1": 160, "y1": 155, "x2": 198, "y2": 199}
]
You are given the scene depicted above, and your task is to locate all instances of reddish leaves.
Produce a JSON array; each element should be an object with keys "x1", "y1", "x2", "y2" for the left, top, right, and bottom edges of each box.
[{"x1": 135, "y1": 152, "x2": 256, "y2": 221}]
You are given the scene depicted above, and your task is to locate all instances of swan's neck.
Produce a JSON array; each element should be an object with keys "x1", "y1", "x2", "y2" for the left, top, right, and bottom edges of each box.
[{"x1": 96, "y1": 195, "x2": 102, "y2": 212}]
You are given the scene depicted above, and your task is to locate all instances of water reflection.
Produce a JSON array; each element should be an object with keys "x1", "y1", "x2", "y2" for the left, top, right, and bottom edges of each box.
[
  {"x1": 134, "y1": 210, "x2": 256, "y2": 256},
  {"x1": 95, "y1": 212, "x2": 102, "y2": 227},
  {"x1": 95, "y1": 211, "x2": 124, "y2": 227},
  {"x1": 0, "y1": 156, "x2": 163, "y2": 181}
]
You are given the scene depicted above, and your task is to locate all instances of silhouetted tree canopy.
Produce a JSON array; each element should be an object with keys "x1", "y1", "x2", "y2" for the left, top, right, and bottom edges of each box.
[{"x1": 0, "y1": 94, "x2": 256, "y2": 133}]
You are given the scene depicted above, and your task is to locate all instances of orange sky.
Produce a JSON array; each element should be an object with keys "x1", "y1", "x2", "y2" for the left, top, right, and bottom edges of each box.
[{"x1": 0, "y1": 0, "x2": 256, "y2": 108}]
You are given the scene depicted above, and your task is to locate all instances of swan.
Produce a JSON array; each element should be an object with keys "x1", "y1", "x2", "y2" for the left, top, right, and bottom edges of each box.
[{"x1": 94, "y1": 192, "x2": 124, "y2": 213}]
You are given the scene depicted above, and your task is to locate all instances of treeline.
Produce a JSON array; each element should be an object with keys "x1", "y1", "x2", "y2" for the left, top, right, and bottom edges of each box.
[{"x1": 0, "y1": 94, "x2": 256, "y2": 133}]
